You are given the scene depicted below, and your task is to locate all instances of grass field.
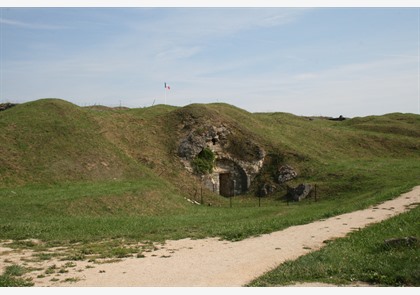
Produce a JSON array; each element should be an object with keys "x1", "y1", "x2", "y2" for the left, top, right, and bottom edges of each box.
[{"x1": 0, "y1": 98, "x2": 419, "y2": 286}]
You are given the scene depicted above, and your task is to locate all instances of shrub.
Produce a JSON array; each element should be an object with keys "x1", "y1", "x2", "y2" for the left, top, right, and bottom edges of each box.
[{"x1": 192, "y1": 148, "x2": 215, "y2": 174}]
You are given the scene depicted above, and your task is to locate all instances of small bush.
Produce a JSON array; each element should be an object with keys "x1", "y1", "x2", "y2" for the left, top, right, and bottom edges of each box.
[{"x1": 192, "y1": 148, "x2": 215, "y2": 174}]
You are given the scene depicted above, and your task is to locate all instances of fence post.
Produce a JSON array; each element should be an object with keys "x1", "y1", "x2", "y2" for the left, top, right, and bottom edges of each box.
[
  {"x1": 231, "y1": 180, "x2": 235, "y2": 208},
  {"x1": 314, "y1": 184, "x2": 317, "y2": 202},
  {"x1": 193, "y1": 187, "x2": 197, "y2": 201}
]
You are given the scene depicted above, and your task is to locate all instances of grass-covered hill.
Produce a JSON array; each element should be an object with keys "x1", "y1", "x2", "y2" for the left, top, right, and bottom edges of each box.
[
  {"x1": 1, "y1": 98, "x2": 419, "y2": 288},
  {"x1": 1, "y1": 98, "x2": 419, "y2": 200},
  {"x1": 0, "y1": 98, "x2": 419, "y2": 242}
]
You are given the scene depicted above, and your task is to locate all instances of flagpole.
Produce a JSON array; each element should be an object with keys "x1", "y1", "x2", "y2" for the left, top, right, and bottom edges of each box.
[{"x1": 164, "y1": 82, "x2": 167, "y2": 105}]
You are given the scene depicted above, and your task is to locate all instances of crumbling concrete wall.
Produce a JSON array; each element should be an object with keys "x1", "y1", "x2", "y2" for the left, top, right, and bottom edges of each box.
[
  {"x1": 178, "y1": 124, "x2": 265, "y2": 197},
  {"x1": 203, "y1": 158, "x2": 248, "y2": 196}
]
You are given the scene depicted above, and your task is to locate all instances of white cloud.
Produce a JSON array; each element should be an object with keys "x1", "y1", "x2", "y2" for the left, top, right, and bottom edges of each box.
[
  {"x1": 241, "y1": 55, "x2": 419, "y2": 116},
  {"x1": 156, "y1": 46, "x2": 202, "y2": 61},
  {"x1": 257, "y1": 9, "x2": 308, "y2": 27},
  {"x1": 0, "y1": 17, "x2": 68, "y2": 30}
]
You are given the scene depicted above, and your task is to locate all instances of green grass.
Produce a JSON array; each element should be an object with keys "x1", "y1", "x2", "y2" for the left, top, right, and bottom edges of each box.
[
  {"x1": 0, "y1": 177, "x2": 416, "y2": 244},
  {"x1": 247, "y1": 206, "x2": 420, "y2": 287},
  {"x1": 0, "y1": 265, "x2": 34, "y2": 287},
  {"x1": 0, "y1": 99, "x2": 145, "y2": 185}
]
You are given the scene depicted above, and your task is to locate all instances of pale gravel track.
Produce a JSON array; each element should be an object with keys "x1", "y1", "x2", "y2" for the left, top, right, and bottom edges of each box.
[{"x1": 1, "y1": 186, "x2": 419, "y2": 287}]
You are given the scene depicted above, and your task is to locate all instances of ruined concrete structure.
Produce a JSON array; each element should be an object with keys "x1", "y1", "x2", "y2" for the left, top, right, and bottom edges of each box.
[
  {"x1": 178, "y1": 124, "x2": 265, "y2": 197},
  {"x1": 0, "y1": 103, "x2": 17, "y2": 112}
]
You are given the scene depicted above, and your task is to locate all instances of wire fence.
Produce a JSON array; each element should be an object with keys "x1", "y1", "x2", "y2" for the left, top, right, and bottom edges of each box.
[{"x1": 188, "y1": 184, "x2": 319, "y2": 208}]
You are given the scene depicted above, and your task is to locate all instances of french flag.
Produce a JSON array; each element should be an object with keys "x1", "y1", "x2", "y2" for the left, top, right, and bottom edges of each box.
[{"x1": 164, "y1": 82, "x2": 170, "y2": 90}]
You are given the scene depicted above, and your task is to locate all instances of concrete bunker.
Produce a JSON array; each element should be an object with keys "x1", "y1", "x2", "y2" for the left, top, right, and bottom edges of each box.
[
  {"x1": 177, "y1": 122, "x2": 266, "y2": 198},
  {"x1": 205, "y1": 158, "x2": 248, "y2": 197}
]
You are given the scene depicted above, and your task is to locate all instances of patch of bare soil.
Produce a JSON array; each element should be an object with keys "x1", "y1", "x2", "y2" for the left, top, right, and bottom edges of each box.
[{"x1": 1, "y1": 186, "x2": 419, "y2": 287}]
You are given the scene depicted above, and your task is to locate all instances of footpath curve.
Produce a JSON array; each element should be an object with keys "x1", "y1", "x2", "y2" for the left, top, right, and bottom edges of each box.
[{"x1": 2, "y1": 186, "x2": 419, "y2": 287}]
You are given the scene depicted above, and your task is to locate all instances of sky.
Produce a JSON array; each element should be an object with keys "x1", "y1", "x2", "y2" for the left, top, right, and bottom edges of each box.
[{"x1": 1, "y1": 3, "x2": 419, "y2": 117}]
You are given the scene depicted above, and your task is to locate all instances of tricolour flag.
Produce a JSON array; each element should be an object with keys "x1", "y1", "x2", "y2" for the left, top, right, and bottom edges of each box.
[{"x1": 164, "y1": 82, "x2": 170, "y2": 90}]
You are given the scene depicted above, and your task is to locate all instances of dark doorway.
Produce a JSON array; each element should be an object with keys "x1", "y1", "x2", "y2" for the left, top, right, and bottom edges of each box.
[{"x1": 219, "y1": 173, "x2": 234, "y2": 197}]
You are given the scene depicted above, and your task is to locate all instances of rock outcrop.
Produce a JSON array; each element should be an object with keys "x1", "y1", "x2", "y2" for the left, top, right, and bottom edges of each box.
[
  {"x1": 178, "y1": 125, "x2": 231, "y2": 161},
  {"x1": 0, "y1": 103, "x2": 17, "y2": 112},
  {"x1": 277, "y1": 165, "x2": 298, "y2": 184},
  {"x1": 177, "y1": 122, "x2": 265, "y2": 197},
  {"x1": 257, "y1": 182, "x2": 277, "y2": 197},
  {"x1": 286, "y1": 183, "x2": 313, "y2": 202}
]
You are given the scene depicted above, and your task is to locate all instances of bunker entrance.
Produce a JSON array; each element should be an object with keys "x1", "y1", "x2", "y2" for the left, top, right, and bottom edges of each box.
[
  {"x1": 219, "y1": 173, "x2": 234, "y2": 197},
  {"x1": 216, "y1": 159, "x2": 248, "y2": 197}
]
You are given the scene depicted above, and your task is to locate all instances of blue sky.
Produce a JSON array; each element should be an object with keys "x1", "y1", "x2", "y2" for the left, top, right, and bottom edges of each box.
[{"x1": 1, "y1": 6, "x2": 419, "y2": 117}]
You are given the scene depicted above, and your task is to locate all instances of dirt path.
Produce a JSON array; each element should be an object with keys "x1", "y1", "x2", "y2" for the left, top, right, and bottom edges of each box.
[{"x1": 1, "y1": 186, "x2": 419, "y2": 287}]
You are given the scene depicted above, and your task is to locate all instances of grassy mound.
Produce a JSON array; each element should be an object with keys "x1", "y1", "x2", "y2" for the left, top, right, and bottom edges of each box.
[
  {"x1": 0, "y1": 99, "x2": 144, "y2": 185},
  {"x1": 0, "y1": 98, "x2": 418, "y2": 243},
  {"x1": 0, "y1": 98, "x2": 418, "y2": 287}
]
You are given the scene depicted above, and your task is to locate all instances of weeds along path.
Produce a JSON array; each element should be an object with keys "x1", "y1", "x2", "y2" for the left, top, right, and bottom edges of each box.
[{"x1": 3, "y1": 186, "x2": 420, "y2": 287}]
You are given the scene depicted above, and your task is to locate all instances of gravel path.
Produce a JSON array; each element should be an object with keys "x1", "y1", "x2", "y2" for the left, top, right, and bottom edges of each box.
[{"x1": 1, "y1": 186, "x2": 419, "y2": 287}]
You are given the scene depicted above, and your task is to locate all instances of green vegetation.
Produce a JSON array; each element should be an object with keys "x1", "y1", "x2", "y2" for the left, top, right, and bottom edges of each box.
[
  {"x1": 248, "y1": 206, "x2": 420, "y2": 287},
  {"x1": 1, "y1": 181, "x2": 416, "y2": 244},
  {"x1": 192, "y1": 147, "x2": 215, "y2": 174},
  {"x1": 0, "y1": 265, "x2": 34, "y2": 287},
  {"x1": 0, "y1": 98, "x2": 419, "y2": 286}
]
